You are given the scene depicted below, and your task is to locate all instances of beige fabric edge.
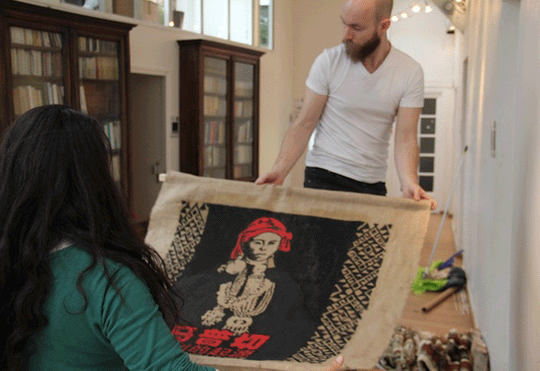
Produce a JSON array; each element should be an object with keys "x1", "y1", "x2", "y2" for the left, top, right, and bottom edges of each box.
[{"x1": 145, "y1": 171, "x2": 431, "y2": 371}]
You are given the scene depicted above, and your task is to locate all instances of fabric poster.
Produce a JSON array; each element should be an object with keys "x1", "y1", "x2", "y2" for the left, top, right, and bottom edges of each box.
[{"x1": 145, "y1": 171, "x2": 431, "y2": 371}]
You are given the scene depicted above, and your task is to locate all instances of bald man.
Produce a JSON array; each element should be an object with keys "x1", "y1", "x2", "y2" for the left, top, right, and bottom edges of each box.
[{"x1": 256, "y1": 0, "x2": 437, "y2": 210}]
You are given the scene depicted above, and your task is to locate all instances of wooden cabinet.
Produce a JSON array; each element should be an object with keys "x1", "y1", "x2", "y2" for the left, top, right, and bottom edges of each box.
[
  {"x1": 178, "y1": 39, "x2": 264, "y2": 181},
  {"x1": 0, "y1": 2, "x2": 134, "y2": 201}
]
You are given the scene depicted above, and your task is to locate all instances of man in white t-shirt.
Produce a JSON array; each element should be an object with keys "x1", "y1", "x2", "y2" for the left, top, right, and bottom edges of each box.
[{"x1": 256, "y1": 0, "x2": 437, "y2": 210}]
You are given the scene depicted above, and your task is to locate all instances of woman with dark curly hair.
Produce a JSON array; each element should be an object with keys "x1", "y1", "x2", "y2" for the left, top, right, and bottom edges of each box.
[{"x1": 0, "y1": 105, "x2": 344, "y2": 371}]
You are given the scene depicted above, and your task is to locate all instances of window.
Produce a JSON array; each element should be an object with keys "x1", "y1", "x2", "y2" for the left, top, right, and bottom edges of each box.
[
  {"x1": 61, "y1": 0, "x2": 273, "y2": 49},
  {"x1": 202, "y1": 0, "x2": 229, "y2": 39},
  {"x1": 259, "y1": 0, "x2": 272, "y2": 48},
  {"x1": 230, "y1": 0, "x2": 253, "y2": 45},
  {"x1": 176, "y1": 0, "x2": 202, "y2": 32}
]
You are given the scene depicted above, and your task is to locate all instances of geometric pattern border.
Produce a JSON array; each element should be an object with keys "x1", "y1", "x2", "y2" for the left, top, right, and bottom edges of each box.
[
  {"x1": 164, "y1": 201, "x2": 209, "y2": 282},
  {"x1": 287, "y1": 223, "x2": 392, "y2": 363}
]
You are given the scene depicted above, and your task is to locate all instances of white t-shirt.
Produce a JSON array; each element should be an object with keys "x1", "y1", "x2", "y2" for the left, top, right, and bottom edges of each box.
[{"x1": 305, "y1": 44, "x2": 424, "y2": 183}]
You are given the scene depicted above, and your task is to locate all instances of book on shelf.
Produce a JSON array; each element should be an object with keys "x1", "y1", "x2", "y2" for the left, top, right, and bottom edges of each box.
[
  {"x1": 204, "y1": 96, "x2": 227, "y2": 116},
  {"x1": 234, "y1": 81, "x2": 253, "y2": 97},
  {"x1": 234, "y1": 144, "x2": 252, "y2": 164},
  {"x1": 79, "y1": 56, "x2": 119, "y2": 80},
  {"x1": 204, "y1": 75, "x2": 227, "y2": 95},
  {"x1": 204, "y1": 146, "x2": 213, "y2": 167},
  {"x1": 234, "y1": 100, "x2": 253, "y2": 118},
  {"x1": 204, "y1": 145, "x2": 226, "y2": 168},
  {"x1": 234, "y1": 100, "x2": 243, "y2": 117},
  {"x1": 11, "y1": 49, "x2": 17, "y2": 75},
  {"x1": 103, "y1": 120, "x2": 122, "y2": 149},
  {"x1": 204, "y1": 120, "x2": 225, "y2": 145},
  {"x1": 12, "y1": 48, "x2": 63, "y2": 77},
  {"x1": 236, "y1": 120, "x2": 252, "y2": 143},
  {"x1": 79, "y1": 85, "x2": 87, "y2": 113},
  {"x1": 10, "y1": 27, "x2": 62, "y2": 48},
  {"x1": 13, "y1": 83, "x2": 64, "y2": 116},
  {"x1": 111, "y1": 154, "x2": 121, "y2": 182},
  {"x1": 213, "y1": 146, "x2": 225, "y2": 167},
  {"x1": 233, "y1": 165, "x2": 251, "y2": 179},
  {"x1": 243, "y1": 100, "x2": 253, "y2": 117},
  {"x1": 80, "y1": 83, "x2": 120, "y2": 116}
]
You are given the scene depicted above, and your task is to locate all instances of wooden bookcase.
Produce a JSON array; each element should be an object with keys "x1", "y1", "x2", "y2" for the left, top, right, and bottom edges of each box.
[
  {"x1": 0, "y1": 2, "x2": 134, "y2": 202},
  {"x1": 178, "y1": 39, "x2": 264, "y2": 181}
]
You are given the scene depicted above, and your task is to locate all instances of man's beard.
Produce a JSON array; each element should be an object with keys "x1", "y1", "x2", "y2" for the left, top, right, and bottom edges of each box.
[{"x1": 343, "y1": 31, "x2": 381, "y2": 62}]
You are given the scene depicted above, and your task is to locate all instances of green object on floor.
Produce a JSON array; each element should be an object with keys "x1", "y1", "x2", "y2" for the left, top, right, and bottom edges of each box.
[{"x1": 411, "y1": 260, "x2": 447, "y2": 294}]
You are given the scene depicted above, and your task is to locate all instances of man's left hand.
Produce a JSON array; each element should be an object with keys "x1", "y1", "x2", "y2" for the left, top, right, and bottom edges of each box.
[{"x1": 402, "y1": 183, "x2": 438, "y2": 210}]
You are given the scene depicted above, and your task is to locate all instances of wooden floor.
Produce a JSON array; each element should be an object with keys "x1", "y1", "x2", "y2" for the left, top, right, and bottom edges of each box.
[
  {"x1": 398, "y1": 212, "x2": 476, "y2": 336},
  {"x1": 355, "y1": 213, "x2": 477, "y2": 371}
]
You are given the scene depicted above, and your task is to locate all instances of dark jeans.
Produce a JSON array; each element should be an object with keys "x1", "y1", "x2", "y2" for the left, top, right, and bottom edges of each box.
[{"x1": 303, "y1": 167, "x2": 387, "y2": 196}]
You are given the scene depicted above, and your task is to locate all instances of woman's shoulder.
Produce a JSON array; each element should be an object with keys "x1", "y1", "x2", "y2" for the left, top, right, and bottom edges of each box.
[{"x1": 51, "y1": 245, "x2": 131, "y2": 284}]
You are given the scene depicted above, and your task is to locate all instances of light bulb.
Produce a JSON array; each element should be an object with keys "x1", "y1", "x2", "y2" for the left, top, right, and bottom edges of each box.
[
  {"x1": 168, "y1": 21, "x2": 175, "y2": 27},
  {"x1": 425, "y1": 5, "x2": 433, "y2": 12},
  {"x1": 391, "y1": 15, "x2": 399, "y2": 22},
  {"x1": 412, "y1": 4, "x2": 421, "y2": 12},
  {"x1": 400, "y1": 12, "x2": 409, "y2": 18}
]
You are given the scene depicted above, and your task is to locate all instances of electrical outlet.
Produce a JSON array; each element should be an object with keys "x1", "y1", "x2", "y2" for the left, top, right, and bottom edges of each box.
[{"x1": 171, "y1": 116, "x2": 179, "y2": 137}]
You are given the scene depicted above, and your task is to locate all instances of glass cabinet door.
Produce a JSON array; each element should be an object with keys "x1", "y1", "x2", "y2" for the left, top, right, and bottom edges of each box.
[
  {"x1": 9, "y1": 26, "x2": 65, "y2": 120},
  {"x1": 203, "y1": 56, "x2": 228, "y2": 178},
  {"x1": 233, "y1": 62, "x2": 254, "y2": 179},
  {"x1": 78, "y1": 36, "x2": 122, "y2": 189}
]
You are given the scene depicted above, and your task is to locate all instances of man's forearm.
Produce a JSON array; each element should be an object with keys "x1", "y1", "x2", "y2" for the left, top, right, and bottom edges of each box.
[
  {"x1": 394, "y1": 136, "x2": 420, "y2": 189},
  {"x1": 257, "y1": 87, "x2": 327, "y2": 185},
  {"x1": 270, "y1": 121, "x2": 315, "y2": 177}
]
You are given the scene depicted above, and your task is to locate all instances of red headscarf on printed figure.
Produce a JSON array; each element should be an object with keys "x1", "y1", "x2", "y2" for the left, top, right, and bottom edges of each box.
[{"x1": 230, "y1": 217, "x2": 293, "y2": 259}]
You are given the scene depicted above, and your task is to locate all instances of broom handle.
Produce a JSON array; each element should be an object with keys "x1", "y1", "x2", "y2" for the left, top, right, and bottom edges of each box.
[
  {"x1": 421, "y1": 286, "x2": 460, "y2": 313},
  {"x1": 425, "y1": 146, "x2": 468, "y2": 272}
]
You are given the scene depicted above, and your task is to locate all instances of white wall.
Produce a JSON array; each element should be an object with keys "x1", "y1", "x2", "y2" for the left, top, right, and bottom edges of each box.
[
  {"x1": 510, "y1": 1, "x2": 540, "y2": 369},
  {"x1": 257, "y1": 0, "x2": 295, "y2": 181},
  {"x1": 277, "y1": 0, "x2": 344, "y2": 187},
  {"x1": 453, "y1": 0, "x2": 521, "y2": 369}
]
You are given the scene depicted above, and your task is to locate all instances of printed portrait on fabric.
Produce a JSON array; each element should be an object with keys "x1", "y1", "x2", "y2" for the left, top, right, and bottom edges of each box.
[{"x1": 164, "y1": 201, "x2": 392, "y2": 362}]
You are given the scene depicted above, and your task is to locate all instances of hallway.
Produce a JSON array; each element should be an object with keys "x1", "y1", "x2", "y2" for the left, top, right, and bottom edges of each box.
[{"x1": 399, "y1": 212, "x2": 475, "y2": 336}]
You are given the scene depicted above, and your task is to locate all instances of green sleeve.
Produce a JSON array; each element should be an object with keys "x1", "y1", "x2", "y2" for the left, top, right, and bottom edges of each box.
[{"x1": 94, "y1": 263, "x2": 216, "y2": 371}]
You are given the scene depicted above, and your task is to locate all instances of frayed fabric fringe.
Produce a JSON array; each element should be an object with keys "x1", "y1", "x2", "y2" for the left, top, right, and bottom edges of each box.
[{"x1": 376, "y1": 327, "x2": 480, "y2": 371}]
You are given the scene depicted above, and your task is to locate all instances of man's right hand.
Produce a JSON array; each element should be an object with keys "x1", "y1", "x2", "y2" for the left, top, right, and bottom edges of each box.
[
  {"x1": 255, "y1": 171, "x2": 284, "y2": 185},
  {"x1": 321, "y1": 355, "x2": 344, "y2": 371}
]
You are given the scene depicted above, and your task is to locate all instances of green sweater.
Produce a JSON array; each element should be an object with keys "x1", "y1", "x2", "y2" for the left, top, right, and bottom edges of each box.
[{"x1": 26, "y1": 246, "x2": 215, "y2": 371}]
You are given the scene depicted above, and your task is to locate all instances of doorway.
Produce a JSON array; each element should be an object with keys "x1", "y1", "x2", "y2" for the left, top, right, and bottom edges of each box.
[
  {"x1": 386, "y1": 88, "x2": 455, "y2": 212},
  {"x1": 129, "y1": 73, "x2": 166, "y2": 224}
]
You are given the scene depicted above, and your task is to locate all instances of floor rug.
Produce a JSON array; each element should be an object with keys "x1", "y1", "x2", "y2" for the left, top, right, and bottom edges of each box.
[{"x1": 145, "y1": 171, "x2": 431, "y2": 371}]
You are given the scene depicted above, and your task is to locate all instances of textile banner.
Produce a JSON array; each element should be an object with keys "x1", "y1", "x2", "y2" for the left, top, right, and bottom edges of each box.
[{"x1": 145, "y1": 171, "x2": 431, "y2": 371}]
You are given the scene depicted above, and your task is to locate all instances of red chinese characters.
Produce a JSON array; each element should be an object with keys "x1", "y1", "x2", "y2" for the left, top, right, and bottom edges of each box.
[{"x1": 171, "y1": 325, "x2": 270, "y2": 358}]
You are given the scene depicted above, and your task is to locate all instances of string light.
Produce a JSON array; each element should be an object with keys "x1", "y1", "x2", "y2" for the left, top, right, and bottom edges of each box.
[{"x1": 391, "y1": 1, "x2": 434, "y2": 22}]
